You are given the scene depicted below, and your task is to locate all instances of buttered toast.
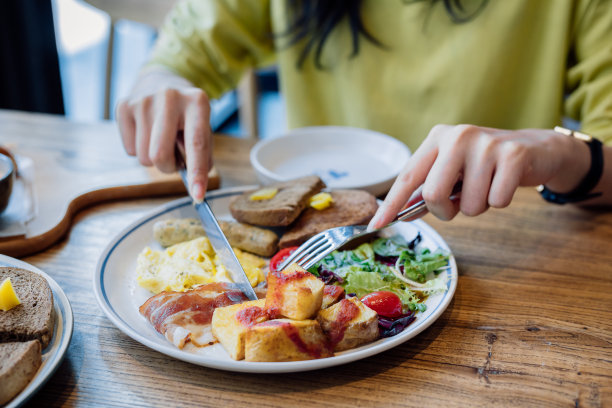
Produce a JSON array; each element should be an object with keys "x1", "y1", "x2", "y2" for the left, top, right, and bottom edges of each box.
[
  {"x1": 0, "y1": 267, "x2": 54, "y2": 348},
  {"x1": 229, "y1": 175, "x2": 325, "y2": 227},
  {"x1": 0, "y1": 266, "x2": 54, "y2": 405},
  {"x1": 279, "y1": 189, "x2": 378, "y2": 248}
]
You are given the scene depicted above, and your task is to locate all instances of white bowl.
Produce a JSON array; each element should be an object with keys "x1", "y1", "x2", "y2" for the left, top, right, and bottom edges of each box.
[{"x1": 250, "y1": 126, "x2": 411, "y2": 197}]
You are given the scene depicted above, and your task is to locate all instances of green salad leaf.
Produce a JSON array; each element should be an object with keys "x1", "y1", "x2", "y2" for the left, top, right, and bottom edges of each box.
[
  {"x1": 310, "y1": 236, "x2": 450, "y2": 313},
  {"x1": 371, "y1": 235, "x2": 411, "y2": 257},
  {"x1": 343, "y1": 270, "x2": 425, "y2": 311},
  {"x1": 399, "y1": 249, "x2": 449, "y2": 283}
]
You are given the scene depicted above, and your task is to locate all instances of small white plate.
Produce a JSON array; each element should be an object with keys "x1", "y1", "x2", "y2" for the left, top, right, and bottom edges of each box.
[
  {"x1": 0, "y1": 255, "x2": 74, "y2": 408},
  {"x1": 94, "y1": 187, "x2": 457, "y2": 373},
  {"x1": 250, "y1": 126, "x2": 411, "y2": 196}
]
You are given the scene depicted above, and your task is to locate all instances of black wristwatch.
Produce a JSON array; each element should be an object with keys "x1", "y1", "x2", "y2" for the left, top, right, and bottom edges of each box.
[{"x1": 537, "y1": 126, "x2": 604, "y2": 204}]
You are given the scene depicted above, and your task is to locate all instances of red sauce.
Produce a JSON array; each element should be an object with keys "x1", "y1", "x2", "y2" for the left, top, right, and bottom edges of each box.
[
  {"x1": 235, "y1": 306, "x2": 268, "y2": 327},
  {"x1": 266, "y1": 267, "x2": 313, "y2": 315},
  {"x1": 257, "y1": 321, "x2": 331, "y2": 359},
  {"x1": 265, "y1": 306, "x2": 281, "y2": 320},
  {"x1": 270, "y1": 267, "x2": 312, "y2": 283},
  {"x1": 326, "y1": 299, "x2": 360, "y2": 347},
  {"x1": 323, "y1": 285, "x2": 343, "y2": 297},
  {"x1": 321, "y1": 285, "x2": 345, "y2": 308}
]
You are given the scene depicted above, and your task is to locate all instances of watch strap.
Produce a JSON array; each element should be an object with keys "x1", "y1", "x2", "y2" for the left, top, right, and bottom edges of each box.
[{"x1": 538, "y1": 127, "x2": 604, "y2": 204}]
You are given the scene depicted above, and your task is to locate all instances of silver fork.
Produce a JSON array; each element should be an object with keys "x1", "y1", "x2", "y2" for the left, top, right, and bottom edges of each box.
[{"x1": 278, "y1": 183, "x2": 462, "y2": 271}]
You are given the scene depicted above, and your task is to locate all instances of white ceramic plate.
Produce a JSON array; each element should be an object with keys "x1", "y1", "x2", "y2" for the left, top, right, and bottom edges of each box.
[
  {"x1": 94, "y1": 187, "x2": 457, "y2": 373},
  {"x1": 250, "y1": 126, "x2": 411, "y2": 197},
  {"x1": 0, "y1": 255, "x2": 74, "y2": 408}
]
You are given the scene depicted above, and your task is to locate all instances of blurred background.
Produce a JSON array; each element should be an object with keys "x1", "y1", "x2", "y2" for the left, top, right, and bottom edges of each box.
[{"x1": 0, "y1": 0, "x2": 286, "y2": 139}]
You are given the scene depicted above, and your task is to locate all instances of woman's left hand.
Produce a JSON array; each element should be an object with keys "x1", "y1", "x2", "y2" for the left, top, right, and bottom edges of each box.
[{"x1": 368, "y1": 124, "x2": 591, "y2": 227}]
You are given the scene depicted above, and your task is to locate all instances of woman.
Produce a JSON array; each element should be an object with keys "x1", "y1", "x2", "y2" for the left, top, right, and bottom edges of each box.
[{"x1": 116, "y1": 0, "x2": 612, "y2": 223}]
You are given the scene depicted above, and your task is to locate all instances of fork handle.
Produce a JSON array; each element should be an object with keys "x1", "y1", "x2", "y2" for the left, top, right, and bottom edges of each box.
[{"x1": 394, "y1": 181, "x2": 463, "y2": 223}]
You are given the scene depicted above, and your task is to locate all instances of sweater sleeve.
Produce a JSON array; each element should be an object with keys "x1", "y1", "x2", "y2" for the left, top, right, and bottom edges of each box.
[
  {"x1": 565, "y1": 0, "x2": 612, "y2": 145},
  {"x1": 147, "y1": 0, "x2": 275, "y2": 99}
]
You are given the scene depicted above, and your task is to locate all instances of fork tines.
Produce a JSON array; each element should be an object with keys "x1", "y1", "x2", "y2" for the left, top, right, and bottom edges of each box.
[{"x1": 277, "y1": 232, "x2": 335, "y2": 271}]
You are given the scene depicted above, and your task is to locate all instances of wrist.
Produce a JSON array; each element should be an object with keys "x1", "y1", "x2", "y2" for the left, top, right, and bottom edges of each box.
[
  {"x1": 538, "y1": 127, "x2": 604, "y2": 204},
  {"x1": 543, "y1": 130, "x2": 591, "y2": 193},
  {"x1": 131, "y1": 66, "x2": 196, "y2": 100}
]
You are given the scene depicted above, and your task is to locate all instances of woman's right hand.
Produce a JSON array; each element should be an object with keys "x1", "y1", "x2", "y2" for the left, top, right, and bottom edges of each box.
[
  {"x1": 115, "y1": 67, "x2": 213, "y2": 202},
  {"x1": 368, "y1": 124, "x2": 599, "y2": 228}
]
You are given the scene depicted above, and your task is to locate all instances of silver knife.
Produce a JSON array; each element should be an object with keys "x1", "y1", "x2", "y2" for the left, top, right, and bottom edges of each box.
[
  {"x1": 174, "y1": 137, "x2": 258, "y2": 301},
  {"x1": 178, "y1": 169, "x2": 258, "y2": 300}
]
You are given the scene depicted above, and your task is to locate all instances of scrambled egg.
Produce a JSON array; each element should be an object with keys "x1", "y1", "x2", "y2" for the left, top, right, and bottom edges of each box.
[{"x1": 136, "y1": 236, "x2": 266, "y2": 294}]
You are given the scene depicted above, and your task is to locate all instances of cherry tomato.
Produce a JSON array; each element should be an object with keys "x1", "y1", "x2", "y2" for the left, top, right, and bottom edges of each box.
[
  {"x1": 360, "y1": 291, "x2": 403, "y2": 318},
  {"x1": 269, "y1": 246, "x2": 299, "y2": 273}
]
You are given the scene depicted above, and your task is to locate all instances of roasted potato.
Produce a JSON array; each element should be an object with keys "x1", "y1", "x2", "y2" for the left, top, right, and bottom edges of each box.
[
  {"x1": 211, "y1": 299, "x2": 268, "y2": 360},
  {"x1": 245, "y1": 319, "x2": 333, "y2": 362},
  {"x1": 321, "y1": 285, "x2": 345, "y2": 309},
  {"x1": 265, "y1": 263, "x2": 324, "y2": 320},
  {"x1": 317, "y1": 297, "x2": 379, "y2": 351}
]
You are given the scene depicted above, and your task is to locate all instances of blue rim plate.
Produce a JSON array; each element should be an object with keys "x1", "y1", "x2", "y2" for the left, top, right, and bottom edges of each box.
[
  {"x1": 0, "y1": 255, "x2": 74, "y2": 408},
  {"x1": 93, "y1": 186, "x2": 457, "y2": 373}
]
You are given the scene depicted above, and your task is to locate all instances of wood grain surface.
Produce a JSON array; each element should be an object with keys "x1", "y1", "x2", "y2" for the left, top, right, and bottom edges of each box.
[
  {"x1": 0, "y1": 110, "x2": 219, "y2": 257},
  {"x1": 2, "y1": 111, "x2": 610, "y2": 408}
]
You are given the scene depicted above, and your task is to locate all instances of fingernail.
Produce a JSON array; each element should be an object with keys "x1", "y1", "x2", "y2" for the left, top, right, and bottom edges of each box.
[
  {"x1": 367, "y1": 213, "x2": 381, "y2": 232},
  {"x1": 191, "y1": 182, "x2": 204, "y2": 203}
]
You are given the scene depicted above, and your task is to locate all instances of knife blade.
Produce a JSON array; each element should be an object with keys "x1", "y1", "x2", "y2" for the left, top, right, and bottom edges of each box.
[{"x1": 178, "y1": 169, "x2": 258, "y2": 300}]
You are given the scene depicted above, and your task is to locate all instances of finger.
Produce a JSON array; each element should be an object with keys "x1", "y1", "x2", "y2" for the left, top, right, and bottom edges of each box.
[
  {"x1": 149, "y1": 91, "x2": 182, "y2": 173},
  {"x1": 368, "y1": 135, "x2": 439, "y2": 230},
  {"x1": 421, "y1": 129, "x2": 469, "y2": 221},
  {"x1": 422, "y1": 162, "x2": 463, "y2": 220},
  {"x1": 183, "y1": 94, "x2": 211, "y2": 202},
  {"x1": 459, "y1": 139, "x2": 496, "y2": 217},
  {"x1": 134, "y1": 98, "x2": 154, "y2": 166},
  {"x1": 395, "y1": 185, "x2": 431, "y2": 223},
  {"x1": 116, "y1": 100, "x2": 136, "y2": 155},
  {"x1": 488, "y1": 147, "x2": 524, "y2": 208}
]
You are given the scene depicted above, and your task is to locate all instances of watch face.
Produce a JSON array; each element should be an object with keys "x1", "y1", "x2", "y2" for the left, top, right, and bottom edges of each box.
[
  {"x1": 573, "y1": 131, "x2": 593, "y2": 142},
  {"x1": 554, "y1": 126, "x2": 593, "y2": 142}
]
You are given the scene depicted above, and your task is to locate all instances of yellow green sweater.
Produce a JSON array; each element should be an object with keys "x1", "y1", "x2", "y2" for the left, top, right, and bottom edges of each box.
[{"x1": 149, "y1": 0, "x2": 612, "y2": 150}]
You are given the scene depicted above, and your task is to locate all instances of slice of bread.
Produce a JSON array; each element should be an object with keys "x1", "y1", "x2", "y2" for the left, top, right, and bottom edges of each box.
[
  {"x1": 0, "y1": 340, "x2": 42, "y2": 405},
  {"x1": 278, "y1": 189, "x2": 378, "y2": 249},
  {"x1": 0, "y1": 267, "x2": 54, "y2": 349},
  {"x1": 229, "y1": 175, "x2": 326, "y2": 227}
]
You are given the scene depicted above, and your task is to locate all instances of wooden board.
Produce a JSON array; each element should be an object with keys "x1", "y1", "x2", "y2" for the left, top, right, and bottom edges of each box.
[{"x1": 0, "y1": 111, "x2": 220, "y2": 257}]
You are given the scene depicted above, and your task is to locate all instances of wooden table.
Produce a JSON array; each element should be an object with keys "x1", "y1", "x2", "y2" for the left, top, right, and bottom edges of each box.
[{"x1": 2, "y1": 111, "x2": 610, "y2": 407}]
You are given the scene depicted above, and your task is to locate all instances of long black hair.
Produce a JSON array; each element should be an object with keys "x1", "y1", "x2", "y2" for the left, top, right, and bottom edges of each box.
[{"x1": 284, "y1": 0, "x2": 489, "y2": 69}]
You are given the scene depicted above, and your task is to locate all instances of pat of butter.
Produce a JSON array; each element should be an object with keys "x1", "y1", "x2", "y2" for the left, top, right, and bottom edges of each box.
[
  {"x1": 249, "y1": 188, "x2": 278, "y2": 201},
  {"x1": 0, "y1": 278, "x2": 21, "y2": 311},
  {"x1": 309, "y1": 192, "x2": 333, "y2": 210}
]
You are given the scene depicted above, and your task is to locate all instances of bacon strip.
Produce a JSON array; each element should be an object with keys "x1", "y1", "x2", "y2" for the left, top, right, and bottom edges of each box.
[{"x1": 139, "y1": 282, "x2": 247, "y2": 348}]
